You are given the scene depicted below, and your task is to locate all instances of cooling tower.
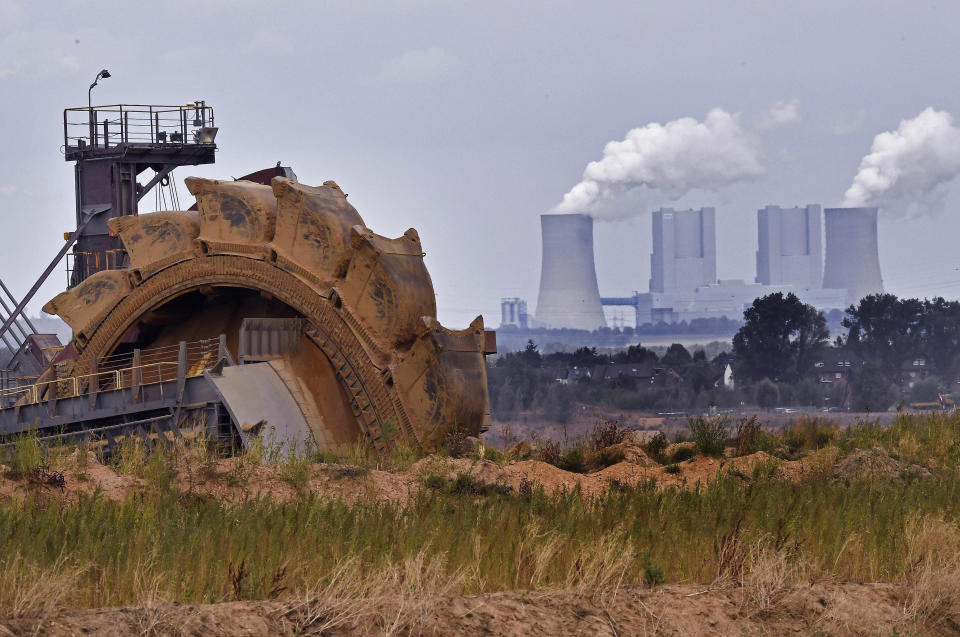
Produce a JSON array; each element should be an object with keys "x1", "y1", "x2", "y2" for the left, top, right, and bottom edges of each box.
[
  {"x1": 822, "y1": 207, "x2": 883, "y2": 304},
  {"x1": 535, "y1": 214, "x2": 607, "y2": 330}
]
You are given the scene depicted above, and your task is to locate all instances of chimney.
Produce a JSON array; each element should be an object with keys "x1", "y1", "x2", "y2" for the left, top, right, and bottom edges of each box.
[
  {"x1": 822, "y1": 207, "x2": 883, "y2": 304},
  {"x1": 535, "y1": 214, "x2": 607, "y2": 330}
]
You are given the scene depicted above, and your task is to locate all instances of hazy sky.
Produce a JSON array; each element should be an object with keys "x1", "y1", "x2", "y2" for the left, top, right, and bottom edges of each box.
[{"x1": 1, "y1": 0, "x2": 959, "y2": 330}]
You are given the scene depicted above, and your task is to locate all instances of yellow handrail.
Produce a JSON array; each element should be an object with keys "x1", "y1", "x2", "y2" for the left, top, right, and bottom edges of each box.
[{"x1": 0, "y1": 360, "x2": 192, "y2": 407}]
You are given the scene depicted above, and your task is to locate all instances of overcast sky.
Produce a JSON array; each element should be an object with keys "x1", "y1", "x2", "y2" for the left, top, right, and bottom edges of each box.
[{"x1": 1, "y1": 0, "x2": 959, "y2": 330}]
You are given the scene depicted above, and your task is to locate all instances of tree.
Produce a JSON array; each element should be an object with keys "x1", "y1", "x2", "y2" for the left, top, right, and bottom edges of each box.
[
  {"x1": 851, "y1": 362, "x2": 898, "y2": 412},
  {"x1": 520, "y1": 339, "x2": 542, "y2": 368},
  {"x1": 755, "y1": 378, "x2": 780, "y2": 409},
  {"x1": 795, "y1": 377, "x2": 823, "y2": 407},
  {"x1": 825, "y1": 379, "x2": 851, "y2": 410},
  {"x1": 661, "y1": 343, "x2": 692, "y2": 368},
  {"x1": 843, "y1": 294, "x2": 923, "y2": 378},
  {"x1": 917, "y1": 298, "x2": 960, "y2": 382},
  {"x1": 612, "y1": 344, "x2": 658, "y2": 365},
  {"x1": 910, "y1": 376, "x2": 942, "y2": 404},
  {"x1": 543, "y1": 384, "x2": 572, "y2": 423},
  {"x1": 732, "y1": 292, "x2": 829, "y2": 383},
  {"x1": 570, "y1": 346, "x2": 606, "y2": 368}
]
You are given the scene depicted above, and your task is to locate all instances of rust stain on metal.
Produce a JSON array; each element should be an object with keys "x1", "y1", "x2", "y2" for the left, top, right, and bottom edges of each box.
[{"x1": 44, "y1": 176, "x2": 492, "y2": 452}]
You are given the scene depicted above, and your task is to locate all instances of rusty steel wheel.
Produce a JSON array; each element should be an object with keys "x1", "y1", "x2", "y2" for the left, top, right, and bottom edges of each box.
[{"x1": 44, "y1": 177, "x2": 491, "y2": 452}]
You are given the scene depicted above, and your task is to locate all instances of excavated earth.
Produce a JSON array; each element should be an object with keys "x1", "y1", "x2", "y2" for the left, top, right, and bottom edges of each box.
[
  {"x1": 0, "y1": 445, "x2": 945, "y2": 635},
  {"x1": 0, "y1": 446, "x2": 820, "y2": 506},
  {"x1": 0, "y1": 441, "x2": 918, "y2": 506},
  {"x1": 0, "y1": 582, "x2": 934, "y2": 636}
]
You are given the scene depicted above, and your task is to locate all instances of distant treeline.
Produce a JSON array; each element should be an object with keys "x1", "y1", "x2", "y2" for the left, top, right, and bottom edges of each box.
[
  {"x1": 490, "y1": 294, "x2": 960, "y2": 420},
  {"x1": 497, "y1": 312, "x2": 846, "y2": 353}
]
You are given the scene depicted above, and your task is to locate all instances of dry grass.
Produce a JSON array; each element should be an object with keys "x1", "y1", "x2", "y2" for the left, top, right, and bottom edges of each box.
[
  {"x1": 0, "y1": 553, "x2": 83, "y2": 619},
  {"x1": 738, "y1": 537, "x2": 809, "y2": 614},
  {"x1": 277, "y1": 551, "x2": 463, "y2": 636},
  {"x1": 902, "y1": 513, "x2": 960, "y2": 630}
]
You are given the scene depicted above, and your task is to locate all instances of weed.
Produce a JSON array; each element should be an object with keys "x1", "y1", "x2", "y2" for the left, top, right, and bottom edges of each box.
[
  {"x1": 535, "y1": 440, "x2": 562, "y2": 467},
  {"x1": 71, "y1": 444, "x2": 90, "y2": 482},
  {"x1": 735, "y1": 416, "x2": 762, "y2": 456},
  {"x1": 480, "y1": 446, "x2": 504, "y2": 463},
  {"x1": 423, "y1": 474, "x2": 446, "y2": 490},
  {"x1": 4, "y1": 429, "x2": 44, "y2": 479},
  {"x1": 27, "y1": 465, "x2": 65, "y2": 491},
  {"x1": 588, "y1": 419, "x2": 629, "y2": 451},
  {"x1": 449, "y1": 472, "x2": 477, "y2": 495},
  {"x1": 279, "y1": 453, "x2": 312, "y2": 492},
  {"x1": 690, "y1": 415, "x2": 729, "y2": 457},
  {"x1": 442, "y1": 425, "x2": 473, "y2": 459},
  {"x1": 228, "y1": 559, "x2": 249, "y2": 601},
  {"x1": 517, "y1": 476, "x2": 534, "y2": 502},
  {"x1": 643, "y1": 432, "x2": 669, "y2": 463},
  {"x1": 663, "y1": 464, "x2": 681, "y2": 474},
  {"x1": 591, "y1": 446, "x2": 625, "y2": 470},
  {"x1": 558, "y1": 447, "x2": 586, "y2": 473},
  {"x1": 113, "y1": 436, "x2": 147, "y2": 476},
  {"x1": 668, "y1": 445, "x2": 695, "y2": 463},
  {"x1": 644, "y1": 563, "x2": 666, "y2": 587}
]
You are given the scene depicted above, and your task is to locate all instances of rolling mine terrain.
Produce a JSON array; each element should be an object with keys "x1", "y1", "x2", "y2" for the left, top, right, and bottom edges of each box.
[{"x1": 1, "y1": 411, "x2": 959, "y2": 636}]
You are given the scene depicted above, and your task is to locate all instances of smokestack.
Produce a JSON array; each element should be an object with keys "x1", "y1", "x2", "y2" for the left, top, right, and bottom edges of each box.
[
  {"x1": 535, "y1": 214, "x2": 607, "y2": 330},
  {"x1": 822, "y1": 207, "x2": 883, "y2": 304}
]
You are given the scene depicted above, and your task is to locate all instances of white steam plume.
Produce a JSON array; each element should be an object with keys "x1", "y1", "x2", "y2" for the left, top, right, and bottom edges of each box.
[
  {"x1": 757, "y1": 99, "x2": 800, "y2": 131},
  {"x1": 843, "y1": 107, "x2": 960, "y2": 214},
  {"x1": 553, "y1": 108, "x2": 764, "y2": 219}
]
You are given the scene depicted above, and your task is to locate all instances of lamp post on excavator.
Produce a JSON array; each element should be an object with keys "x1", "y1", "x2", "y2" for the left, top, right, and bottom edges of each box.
[{"x1": 87, "y1": 69, "x2": 110, "y2": 141}]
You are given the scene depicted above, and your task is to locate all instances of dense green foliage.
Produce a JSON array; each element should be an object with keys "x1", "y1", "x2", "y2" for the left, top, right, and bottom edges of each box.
[{"x1": 733, "y1": 292, "x2": 829, "y2": 383}]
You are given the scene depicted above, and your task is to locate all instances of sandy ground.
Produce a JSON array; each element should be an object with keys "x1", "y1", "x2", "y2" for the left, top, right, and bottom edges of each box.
[
  {"x1": 1, "y1": 582, "x2": 937, "y2": 636},
  {"x1": 0, "y1": 440, "x2": 930, "y2": 507},
  {"x1": 0, "y1": 444, "x2": 943, "y2": 635}
]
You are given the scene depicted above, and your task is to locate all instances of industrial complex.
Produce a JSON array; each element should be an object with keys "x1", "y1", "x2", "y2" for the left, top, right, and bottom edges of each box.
[{"x1": 505, "y1": 204, "x2": 884, "y2": 331}]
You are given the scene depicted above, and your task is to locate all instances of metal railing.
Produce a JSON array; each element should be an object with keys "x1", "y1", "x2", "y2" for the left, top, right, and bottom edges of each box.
[
  {"x1": 0, "y1": 337, "x2": 221, "y2": 408},
  {"x1": 66, "y1": 249, "x2": 128, "y2": 285},
  {"x1": 63, "y1": 103, "x2": 216, "y2": 153},
  {"x1": 0, "y1": 361, "x2": 179, "y2": 406}
]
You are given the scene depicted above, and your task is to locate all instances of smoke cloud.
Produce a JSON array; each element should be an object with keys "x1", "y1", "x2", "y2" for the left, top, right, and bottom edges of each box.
[
  {"x1": 842, "y1": 107, "x2": 960, "y2": 214},
  {"x1": 757, "y1": 99, "x2": 800, "y2": 131},
  {"x1": 552, "y1": 108, "x2": 764, "y2": 219}
]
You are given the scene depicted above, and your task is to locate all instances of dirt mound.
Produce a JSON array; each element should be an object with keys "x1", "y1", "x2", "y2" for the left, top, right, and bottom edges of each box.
[
  {"x1": 605, "y1": 441, "x2": 655, "y2": 466},
  {"x1": 1, "y1": 445, "x2": 929, "y2": 508},
  {"x1": 833, "y1": 447, "x2": 932, "y2": 484},
  {"x1": 0, "y1": 582, "x2": 913, "y2": 636}
]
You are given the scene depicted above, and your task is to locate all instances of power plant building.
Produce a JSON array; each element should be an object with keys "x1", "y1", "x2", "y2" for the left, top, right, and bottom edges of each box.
[
  {"x1": 650, "y1": 207, "x2": 717, "y2": 293},
  {"x1": 534, "y1": 214, "x2": 607, "y2": 330},
  {"x1": 756, "y1": 204, "x2": 822, "y2": 288},
  {"x1": 500, "y1": 298, "x2": 528, "y2": 329},
  {"x1": 822, "y1": 207, "x2": 884, "y2": 305},
  {"x1": 528, "y1": 203, "x2": 877, "y2": 332},
  {"x1": 605, "y1": 204, "x2": 848, "y2": 327}
]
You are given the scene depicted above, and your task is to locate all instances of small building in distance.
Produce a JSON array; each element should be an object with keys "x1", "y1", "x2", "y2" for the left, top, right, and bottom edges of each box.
[{"x1": 811, "y1": 348, "x2": 865, "y2": 384}]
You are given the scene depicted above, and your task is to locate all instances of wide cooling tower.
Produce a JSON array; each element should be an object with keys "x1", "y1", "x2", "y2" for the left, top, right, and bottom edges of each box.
[
  {"x1": 822, "y1": 207, "x2": 883, "y2": 305},
  {"x1": 535, "y1": 214, "x2": 607, "y2": 330}
]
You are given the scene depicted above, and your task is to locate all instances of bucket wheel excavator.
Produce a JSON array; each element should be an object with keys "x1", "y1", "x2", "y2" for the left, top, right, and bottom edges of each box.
[{"x1": 0, "y1": 101, "x2": 494, "y2": 453}]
